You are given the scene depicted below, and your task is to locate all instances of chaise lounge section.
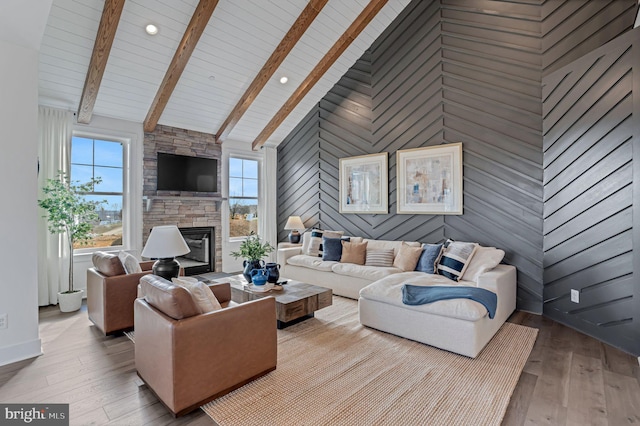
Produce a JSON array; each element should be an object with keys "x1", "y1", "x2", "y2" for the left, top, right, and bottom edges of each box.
[{"x1": 358, "y1": 265, "x2": 517, "y2": 358}]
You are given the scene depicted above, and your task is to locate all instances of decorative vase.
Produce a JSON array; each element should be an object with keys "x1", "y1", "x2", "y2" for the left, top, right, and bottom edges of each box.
[
  {"x1": 58, "y1": 290, "x2": 83, "y2": 313},
  {"x1": 265, "y1": 262, "x2": 280, "y2": 283},
  {"x1": 251, "y1": 268, "x2": 269, "y2": 286},
  {"x1": 243, "y1": 259, "x2": 264, "y2": 283}
]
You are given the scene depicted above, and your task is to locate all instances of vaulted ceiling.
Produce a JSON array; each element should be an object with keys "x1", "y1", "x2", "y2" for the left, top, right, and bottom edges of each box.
[{"x1": 38, "y1": 0, "x2": 411, "y2": 148}]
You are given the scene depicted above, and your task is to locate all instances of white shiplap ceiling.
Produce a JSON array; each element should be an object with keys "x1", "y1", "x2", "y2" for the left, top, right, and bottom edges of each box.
[{"x1": 38, "y1": 0, "x2": 411, "y2": 147}]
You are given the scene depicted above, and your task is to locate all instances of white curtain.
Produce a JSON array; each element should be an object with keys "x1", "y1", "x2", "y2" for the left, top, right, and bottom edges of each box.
[
  {"x1": 37, "y1": 106, "x2": 72, "y2": 306},
  {"x1": 259, "y1": 146, "x2": 278, "y2": 263}
]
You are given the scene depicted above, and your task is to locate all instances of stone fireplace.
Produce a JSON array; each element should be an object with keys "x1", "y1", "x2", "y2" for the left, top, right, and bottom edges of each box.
[{"x1": 143, "y1": 125, "x2": 222, "y2": 272}]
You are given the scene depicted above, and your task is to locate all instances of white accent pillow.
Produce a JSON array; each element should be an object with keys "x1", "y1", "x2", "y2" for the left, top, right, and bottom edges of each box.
[
  {"x1": 461, "y1": 246, "x2": 505, "y2": 283},
  {"x1": 172, "y1": 277, "x2": 222, "y2": 313},
  {"x1": 118, "y1": 251, "x2": 142, "y2": 274}
]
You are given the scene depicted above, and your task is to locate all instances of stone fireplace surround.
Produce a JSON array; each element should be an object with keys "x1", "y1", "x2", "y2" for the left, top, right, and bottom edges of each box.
[{"x1": 143, "y1": 125, "x2": 222, "y2": 273}]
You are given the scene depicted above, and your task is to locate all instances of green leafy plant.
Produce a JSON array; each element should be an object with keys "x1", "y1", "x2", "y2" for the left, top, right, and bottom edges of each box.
[
  {"x1": 38, "y1": 171, "x2": 105, "y2": 293},
  {"x1": 230, "y1": 232, "x2": 274, "y2": 262}
]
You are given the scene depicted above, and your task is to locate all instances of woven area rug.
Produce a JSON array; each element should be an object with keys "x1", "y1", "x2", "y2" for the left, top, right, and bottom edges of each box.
[{"x1": 201, "y1": 297, "x2": 537, "y2": 426}]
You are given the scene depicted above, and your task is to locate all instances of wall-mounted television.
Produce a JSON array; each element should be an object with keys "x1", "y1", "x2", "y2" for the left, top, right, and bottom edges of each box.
[{"x1": 157, "y1": 152, "x2": 218, "y2": 193}]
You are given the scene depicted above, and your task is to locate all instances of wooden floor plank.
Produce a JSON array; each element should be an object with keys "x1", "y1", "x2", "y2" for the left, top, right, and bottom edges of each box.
[
  {"x1": 502, "y1": 371, "x2": 538, "y2": 426},
  {"x1": 603, "y1": 369, "x2": 640, "y2": 425},
  {"x1": 565, "y1": 353, "x2": 607, "y2": 426}
]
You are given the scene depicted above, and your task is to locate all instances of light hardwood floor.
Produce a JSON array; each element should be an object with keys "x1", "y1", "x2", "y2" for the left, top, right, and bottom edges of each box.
[{"x1": 0, "y1": 300, "x2": 638, "y2": 425}]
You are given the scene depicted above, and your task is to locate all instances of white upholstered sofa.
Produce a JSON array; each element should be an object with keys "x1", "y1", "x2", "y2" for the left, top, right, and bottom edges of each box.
[
  {"x1": 277, "y1": 233, "x2": 517, "y2": 357},
  {"x1": 278, "y1": 238, "x2": 420, "y2": 299}
]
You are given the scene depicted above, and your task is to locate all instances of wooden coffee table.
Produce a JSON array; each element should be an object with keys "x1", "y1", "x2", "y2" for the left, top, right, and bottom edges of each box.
[{"x1": 213, "y1": 274, "x2": 332, "y2": 329}]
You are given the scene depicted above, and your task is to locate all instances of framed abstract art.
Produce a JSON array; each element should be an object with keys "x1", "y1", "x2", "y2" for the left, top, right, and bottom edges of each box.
[
  {"x1": 339, "y1": 153, "x2": 388, "y2": 214},
  {"x1": 396, "y1": 143, "x2": 462, "y2": 215}
]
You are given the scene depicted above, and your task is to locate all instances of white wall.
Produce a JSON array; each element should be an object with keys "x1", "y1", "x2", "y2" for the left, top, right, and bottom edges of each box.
[
  {"x1": 0, "y1": 39, "x2": 43, "y2": 366},
  {"x1": 221, "y1": 141, "x2": 277, "y2": 273},
  {"x1": 70, "y1": 115, "x2": 144, "y2": 294}
]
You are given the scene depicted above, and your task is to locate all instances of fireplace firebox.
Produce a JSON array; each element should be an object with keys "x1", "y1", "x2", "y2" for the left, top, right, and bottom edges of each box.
[{"x1": 177, "y1": 227, "x2": 215, "y2": 276}]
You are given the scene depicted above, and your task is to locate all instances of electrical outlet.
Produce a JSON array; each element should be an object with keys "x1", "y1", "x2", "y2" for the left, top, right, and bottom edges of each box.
[
  {"x1": 0, "y1": 313, "x2": 7, "y2": 330},
  {"x1": 570, "y1": 289, "x2": 580, "y2": 304}
]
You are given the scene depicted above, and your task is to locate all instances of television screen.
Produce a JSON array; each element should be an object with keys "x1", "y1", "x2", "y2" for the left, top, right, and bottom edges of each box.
[{"x1": 157, "y1": 153, "x2": 218, "y2": 193}]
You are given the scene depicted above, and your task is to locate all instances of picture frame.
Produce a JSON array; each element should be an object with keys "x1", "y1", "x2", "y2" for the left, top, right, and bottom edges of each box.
[
  {"x1": 396, "y1": 142, "x2": 463, "y2": 215},
  {"x1": 339, "y1": 153, "x2": 388, "y2": 214}
]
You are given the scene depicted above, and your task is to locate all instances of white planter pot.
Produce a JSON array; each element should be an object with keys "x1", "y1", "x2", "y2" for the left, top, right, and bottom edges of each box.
[{"x1": 58, "y1": 290, "x2": 83, "y2": 312}]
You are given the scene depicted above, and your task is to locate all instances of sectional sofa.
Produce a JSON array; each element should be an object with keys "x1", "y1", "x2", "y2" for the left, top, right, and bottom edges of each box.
[{"x1": 277, "y1": 233, "x2": 516, "y2": 357}]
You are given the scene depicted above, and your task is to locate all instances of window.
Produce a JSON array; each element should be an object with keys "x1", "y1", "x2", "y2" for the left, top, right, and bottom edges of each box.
[
  {"x1": 229, "y1": 157, "x2": 258, "y2": 238},
  {"x1": 70, "y1": 136, "x2": 124, "y2": 249}
]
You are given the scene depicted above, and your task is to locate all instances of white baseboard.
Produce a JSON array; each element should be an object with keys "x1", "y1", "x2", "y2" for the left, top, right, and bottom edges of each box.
[{"x1": 0, "y1": 339, "x2": 42, "y2": 367}]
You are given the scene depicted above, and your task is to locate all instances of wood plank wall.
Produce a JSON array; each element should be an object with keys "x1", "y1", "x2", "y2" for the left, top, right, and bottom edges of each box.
[
  {"x1": 277, "y1": 0, "x2": 635, "y2": 340},
  {"x1": 542, "y1": 27, "x2": 639, "y2": 356}
]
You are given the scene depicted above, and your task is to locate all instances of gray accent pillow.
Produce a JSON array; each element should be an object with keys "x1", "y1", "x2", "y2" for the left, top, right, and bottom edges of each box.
[{"x1": 415, "y1": 243, "x2": 443, "y2": 274}]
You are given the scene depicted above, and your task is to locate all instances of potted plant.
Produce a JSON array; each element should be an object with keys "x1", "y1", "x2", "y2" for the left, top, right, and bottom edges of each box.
[
  {"x1": 230, "y1": 232, "x2": 274, "y2": 283},
  {"x1": 38, "y1": 171, "x2": 105, "y2": 312}
]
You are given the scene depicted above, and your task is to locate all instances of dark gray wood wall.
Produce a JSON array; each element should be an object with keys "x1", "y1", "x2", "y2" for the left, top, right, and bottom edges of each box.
[
  {"x1": 542, "y1": 28, "x2": 640, "y2": 356},
  {"x1": 277, "y1": 0, "x2": 637, "y2": 352}
]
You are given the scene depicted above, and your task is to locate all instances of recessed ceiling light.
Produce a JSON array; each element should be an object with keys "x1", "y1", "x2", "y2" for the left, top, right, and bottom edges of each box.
[
  {"x1": 279, "y1": 76, "x2": 288, "y2": 84},
  {"x1": 208, "y1": 75, "x2": 215, "y2": 81},
  {"x1": 145, "y1": 24, "x2": 158, "y2": 35}
]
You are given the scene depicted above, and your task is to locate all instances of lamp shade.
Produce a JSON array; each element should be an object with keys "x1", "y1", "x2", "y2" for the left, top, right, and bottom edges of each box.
[
  {"x1": 141, "y1": 225, "x2": 190, "y2": 259},
  {"x1": 284, "y1": 216, "x2": 305, "y2": 231}
]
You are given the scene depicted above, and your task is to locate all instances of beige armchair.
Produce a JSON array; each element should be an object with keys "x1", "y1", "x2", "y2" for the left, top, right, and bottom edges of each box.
[
  {"x1": 87, "y1": 252, "x2": 154, "y2": 335},
  {"x1": 134, "y1": 275, "x2": 277, "y2": 417}
]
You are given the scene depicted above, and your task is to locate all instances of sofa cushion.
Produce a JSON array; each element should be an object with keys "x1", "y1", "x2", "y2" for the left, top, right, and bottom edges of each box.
[
  {"x1": 331, "y1": 262, "x2": 402, "y2": 281},
  {"x1": 322, "y1": 236, "x2": 349, "y2": 261},
  {"x1": 461, "y1": 247, "x2": 505, "y2": 282},
  {"x1": 286, "y1": 254, "x2": 337, "y2": 272},
  {"x1": 415, "y1": 243, "x2": 443, "y2": 274},
  {"x1": 359, "y1": 272, "x2": 487, "y2": 321},
  {"x1": 393, "y1": 242, "x2": 423, "y2": 272},
  {"x1": 172, "y1": 277, "x2": 222, "y2": 313},
  {"x1": 365, "y1": 249, "x2": 394, "y2": 267},
  {"x1": 364, "y1": 239, "x2": 420, "y2": 257},
  {"x1": 92, "y1": 251, "x2": 126, "y2": 277},
  {"x1": 139, "y1": 275, "x2": 201, "y2": 320},
  {"x1": 340, "y1": 241, "x2": 367, "y2": 265},
  {"x1": 118, "y1": 251, "x2": 142, "y2": 274},
  {"x1": 437, "y1": 240, "x2": 478, "y2": 281}
]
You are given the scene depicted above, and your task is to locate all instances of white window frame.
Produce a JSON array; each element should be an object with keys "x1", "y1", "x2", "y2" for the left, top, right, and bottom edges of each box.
[
  {"x1": 223, "y1": 149, "x2": 263, "y2": 243},
  {"x1": 70, "y1": 129, "x2": 136, "y2": 254},
  {"x1": 69, "y1": 117, "x2": 144, "y2": 258},
  {"x1": 225, "y1": 152, "x2": 264, "y2": 242}
]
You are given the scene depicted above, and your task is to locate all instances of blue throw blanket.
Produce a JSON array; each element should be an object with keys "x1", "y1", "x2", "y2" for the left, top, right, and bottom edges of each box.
[{"x1": 401, "y1": 285, "x2": 498, "y2": 319}]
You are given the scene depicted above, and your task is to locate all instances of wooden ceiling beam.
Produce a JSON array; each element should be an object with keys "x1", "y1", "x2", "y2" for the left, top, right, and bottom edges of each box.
[
  {"x1": 143, "y1": 0, "x2": 219, "y2": 133},
  {"x1": 77, "y1": 0, "x2": 125, "y2": 124},
  {"x1": 251, "y1": 0, "x2": 389, "y2": 150},
  {"x1": 215, "y1": 0, "x2": 329, "y2": 144}
]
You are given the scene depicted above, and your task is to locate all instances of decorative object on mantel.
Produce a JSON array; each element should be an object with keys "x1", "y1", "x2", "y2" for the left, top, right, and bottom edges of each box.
[
  {"x1": 230, "y1": 232, "x2": 274, "y2": 283},
  {"x1": 396, "y1": 142, "x2": 463, "y2": 215},
  {"x1": 38, "y1": 171, "x2": 106, "y2": 312},
  {"x1": 339, "y1": 152, "x2": 388, "y2": 214},
  {"x1": 141, "y1": 225, "x2": 190, "y2": 280},
  {"x1": 284, "y1": 215, "x2": 305, "y2": 243}
]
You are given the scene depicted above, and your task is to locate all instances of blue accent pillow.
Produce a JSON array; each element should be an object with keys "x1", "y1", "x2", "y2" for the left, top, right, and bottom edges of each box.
[
  {"x1": 415, "y1": 243, "x2": 443, "y2": 274},
  {"x1": 322, "y1": 237, "x2": 350, "y2": 261}
]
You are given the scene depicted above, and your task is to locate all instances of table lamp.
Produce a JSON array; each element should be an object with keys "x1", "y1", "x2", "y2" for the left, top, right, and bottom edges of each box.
[
  {"x1": 141, "y1": 225, "x2": 190, "y2": 280},
  {"x1": 284, "y1": 216, "x2": 305, "y2": 244}
]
